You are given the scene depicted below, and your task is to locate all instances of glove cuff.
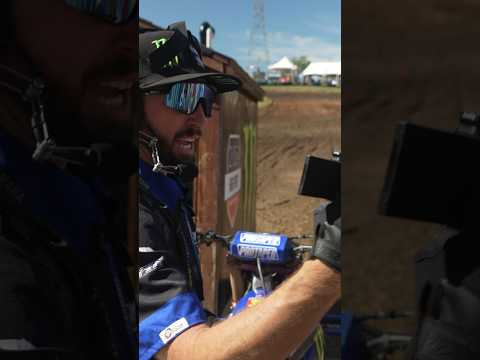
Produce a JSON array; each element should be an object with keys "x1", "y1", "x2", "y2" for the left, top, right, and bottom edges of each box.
[{"x1": 312, "y1": 238, "x2": 341, "y2": 273}]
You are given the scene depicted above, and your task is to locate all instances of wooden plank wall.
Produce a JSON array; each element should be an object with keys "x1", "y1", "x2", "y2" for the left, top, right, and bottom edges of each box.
[{"x1": 195, "y1": 102, "x2": 222, "y2": 313}]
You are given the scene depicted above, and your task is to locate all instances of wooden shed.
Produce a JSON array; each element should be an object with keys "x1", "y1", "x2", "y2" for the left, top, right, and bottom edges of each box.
[{"x1": 139, "y1": 19, "x2": 264, "y2": 314}]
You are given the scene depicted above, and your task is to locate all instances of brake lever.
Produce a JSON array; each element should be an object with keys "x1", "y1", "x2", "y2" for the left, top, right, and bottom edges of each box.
[{"x1": 196, "y1": 230, "x2": 231, "y2": 248}]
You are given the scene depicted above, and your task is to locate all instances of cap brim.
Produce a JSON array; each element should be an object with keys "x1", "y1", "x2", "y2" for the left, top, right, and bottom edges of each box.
[{"x1": 140, "y1": 72, "x2": 241, "y2": 94}]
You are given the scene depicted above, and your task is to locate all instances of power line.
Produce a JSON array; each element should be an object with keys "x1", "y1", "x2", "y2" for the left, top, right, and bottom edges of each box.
[{"x1": 248, "y1": 0, "x2": 270, "y2": 71}]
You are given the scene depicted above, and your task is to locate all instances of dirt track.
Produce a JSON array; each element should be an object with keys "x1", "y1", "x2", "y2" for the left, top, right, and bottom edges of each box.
[
  {"x1": 255, "y1": 86, "x2": 414, "y2": 360},
  {"x1": 255, "y1": 87, "x2": 340, "y2": 236},
  {"x1": 341, "y1": 1, "x2": 480, "y2": 347},
  {"x1": 254, "y1": 3, "x2": 480, "y2": 358}
]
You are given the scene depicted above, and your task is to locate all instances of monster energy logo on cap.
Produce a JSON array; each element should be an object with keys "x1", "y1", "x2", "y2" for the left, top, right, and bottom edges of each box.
[{"x1": 152, "y1": 38, "x2": 180, "y2": 67}]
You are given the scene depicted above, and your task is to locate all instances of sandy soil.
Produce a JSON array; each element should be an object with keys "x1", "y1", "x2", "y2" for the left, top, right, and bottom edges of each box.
[
  {"x1": 255, "y1": 87, "x2": 341, "y2": 236},
  {"x1": 254, "y1": 3, "x2": 480, "y2": 359},
  {"x1": 255, "y1": 85, "x2": 422, "y2": 360}
]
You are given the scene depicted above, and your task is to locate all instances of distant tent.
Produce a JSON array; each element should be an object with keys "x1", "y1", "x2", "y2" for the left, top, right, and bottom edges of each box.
[
  {"x1": 301, "y1": 62, "x2": 341, "y2": 86},
  {"x1": 302, "y1": 62, "x2": 341, "y2": 76},
  {"x1": 267, "y1": 57, "x2": 298, "y2": 84},
  {"x1": 268, "y1": 56, "x2": 298, "y2": 71}
]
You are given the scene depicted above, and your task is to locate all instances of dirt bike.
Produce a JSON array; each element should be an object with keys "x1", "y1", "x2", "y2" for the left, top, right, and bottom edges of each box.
[
  {"x1": 197, "y1": 230, "x2": 341, "y2": 360},
  {"x1": 196, "y1": 152, "x2": 343, "y2": 359}
]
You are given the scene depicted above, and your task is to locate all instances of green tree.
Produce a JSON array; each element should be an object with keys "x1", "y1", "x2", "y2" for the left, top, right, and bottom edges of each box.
[{"x1": 291, "y1": 56, "x2": 311, "y2": 73}]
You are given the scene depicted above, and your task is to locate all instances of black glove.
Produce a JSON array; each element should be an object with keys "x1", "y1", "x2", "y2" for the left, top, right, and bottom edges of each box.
[{"x1": 312, "y1": 219, "x2": 342, "y2": 272}]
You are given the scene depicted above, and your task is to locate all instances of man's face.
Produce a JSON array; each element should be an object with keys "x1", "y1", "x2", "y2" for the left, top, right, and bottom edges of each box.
[
  {"x1": 144, "y1": 94, "x2": 207, "y2": 163},
  {"x1": 12, "y1": 0, "x2": 137, "y2": 143}
]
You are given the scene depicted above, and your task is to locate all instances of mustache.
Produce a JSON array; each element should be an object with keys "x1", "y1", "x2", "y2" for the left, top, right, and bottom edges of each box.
[{"x1": 175, "y1": 126, "x2": 203, "y2": 139}]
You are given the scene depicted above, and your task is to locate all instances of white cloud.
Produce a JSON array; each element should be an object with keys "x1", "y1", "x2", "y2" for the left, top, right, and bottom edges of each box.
[
  {"x1": 308, "y1": 14, "x2": 341, "y2": 38},
  {"x1": 234, "y1": 31, "x2": 341, "y2": 69},
  {"x1": 272, "y1": 32, "x2": 341, "y2": 62}
]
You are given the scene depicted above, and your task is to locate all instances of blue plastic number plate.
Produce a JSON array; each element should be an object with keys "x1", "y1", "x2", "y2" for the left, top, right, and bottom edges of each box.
[{"x1": 229, "y1": 231, "x2": 291, "y2": 264}]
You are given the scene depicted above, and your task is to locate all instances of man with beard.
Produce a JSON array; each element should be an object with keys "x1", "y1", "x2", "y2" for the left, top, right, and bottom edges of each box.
[
  {"x1": 139, "y1": 22, "x2": 341, "y2": 360},
  {"x1": 0, "y1": 1, "x2": 137, "y2": 358}
]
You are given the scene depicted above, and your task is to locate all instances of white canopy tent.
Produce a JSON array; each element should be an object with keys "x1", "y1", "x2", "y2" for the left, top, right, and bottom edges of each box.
[
  {"x1": 267, "y1": 57, "x2": 298, "y2": 84},
  {"x1": 301, "y1": 61, "x2": 341, "y2": 86},
  {"x1": 268, "y1": 56, "x2": 298, "y2": 71},
  {"x1": 302, "y1": 62, "x2": 341, "y2": 76}
]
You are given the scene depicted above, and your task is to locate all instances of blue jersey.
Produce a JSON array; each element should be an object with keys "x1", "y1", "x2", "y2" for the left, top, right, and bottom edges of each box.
[
  {"x1": 0, "y1": 130, "x2": 136, "y2": 358},
  {"x1": 138, "y1": 159, "x2": 207, "y2": 360}
]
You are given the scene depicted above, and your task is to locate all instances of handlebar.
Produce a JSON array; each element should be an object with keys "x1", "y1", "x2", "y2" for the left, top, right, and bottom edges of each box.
[
  {"x1": 197, "y1": 231, "x2": 313, "y2": 245},
  {"x1": 196, "y1": 230, "x2": 314, "y2": 265},
  {"x1": 196, "y1": 230, "x2": 231, "y2": 247}
]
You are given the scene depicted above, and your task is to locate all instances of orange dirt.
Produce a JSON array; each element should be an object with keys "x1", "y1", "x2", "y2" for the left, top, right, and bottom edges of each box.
[{"x1": 256, "y1": 88, "x2": 341, "y2": 237}]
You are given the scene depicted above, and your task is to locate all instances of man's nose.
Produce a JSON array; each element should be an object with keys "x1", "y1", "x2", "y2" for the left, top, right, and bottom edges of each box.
[{"x1": 189, "y1": 105, "x2": 208, "y2": 126}]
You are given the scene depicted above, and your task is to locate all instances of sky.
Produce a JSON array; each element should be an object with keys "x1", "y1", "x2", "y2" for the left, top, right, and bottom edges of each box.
[{"x1": 140, "y1": 0, "x2": 341, "y2": 72}]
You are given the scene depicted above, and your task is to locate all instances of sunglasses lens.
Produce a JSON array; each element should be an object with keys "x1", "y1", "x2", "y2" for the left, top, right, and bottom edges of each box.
[
  {"x1": 201, "y1": 85, "x2": 215, "y2": 117},
  {"x1": 164, "y1": 83, "x2": 216, "y2": 118},
  {"x1": 64, "y1": 0, "x2": 137, "y2": 24}
]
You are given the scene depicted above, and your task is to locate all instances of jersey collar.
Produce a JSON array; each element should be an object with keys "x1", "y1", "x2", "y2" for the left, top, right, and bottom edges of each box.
[
  {"x1": 0, "y1": 130, "x2": 106, "y2": 255},
  {"x1": 139, "y1": 158, "x2": 184, "y2": 213}
]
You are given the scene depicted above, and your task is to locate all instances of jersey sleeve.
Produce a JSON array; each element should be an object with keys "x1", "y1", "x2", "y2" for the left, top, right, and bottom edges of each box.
[{"x1": 139, "y1": 198, "x2": 207, "y2": 360}]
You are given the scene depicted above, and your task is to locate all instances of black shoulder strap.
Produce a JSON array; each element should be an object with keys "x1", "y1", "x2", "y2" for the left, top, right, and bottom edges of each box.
[
  {"x1": 139, "y1": 177, "x2": 168, "y2": 211},
  {"x1": 0, "y1": 169, "x2": 56, "y2": 245}
]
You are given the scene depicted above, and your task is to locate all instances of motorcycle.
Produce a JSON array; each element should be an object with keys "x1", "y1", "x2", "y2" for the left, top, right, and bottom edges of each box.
[
  {"x1": 196, "y1": 152, "x2": 343, "y2": 359},
  {"x1": 196, "y1": 230, "x2": 341, "y2": 360}
]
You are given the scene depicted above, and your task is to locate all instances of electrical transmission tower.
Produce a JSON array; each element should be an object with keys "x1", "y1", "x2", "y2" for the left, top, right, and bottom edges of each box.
[{"x1": 248, "y1": 0, "x2": 270, "y2": 73}]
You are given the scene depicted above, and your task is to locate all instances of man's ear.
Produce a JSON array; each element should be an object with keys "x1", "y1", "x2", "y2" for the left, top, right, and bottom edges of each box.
[{"x1": 141, "y1": 94, "x2": 163, "y2": 129}]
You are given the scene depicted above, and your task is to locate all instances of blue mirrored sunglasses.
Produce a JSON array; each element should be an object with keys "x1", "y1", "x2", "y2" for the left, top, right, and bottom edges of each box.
[
  {"x1": 64, "y1": 0, "x2": 137, "y2": 24},
  {"x1": 146, "y1": 83, "x2": 216, "y2": 118}
]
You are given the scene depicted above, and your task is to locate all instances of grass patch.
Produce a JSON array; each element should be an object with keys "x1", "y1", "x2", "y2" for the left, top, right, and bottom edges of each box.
[{"x1": 261, "y1": 85, "x2": 341, "y2": 94}]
